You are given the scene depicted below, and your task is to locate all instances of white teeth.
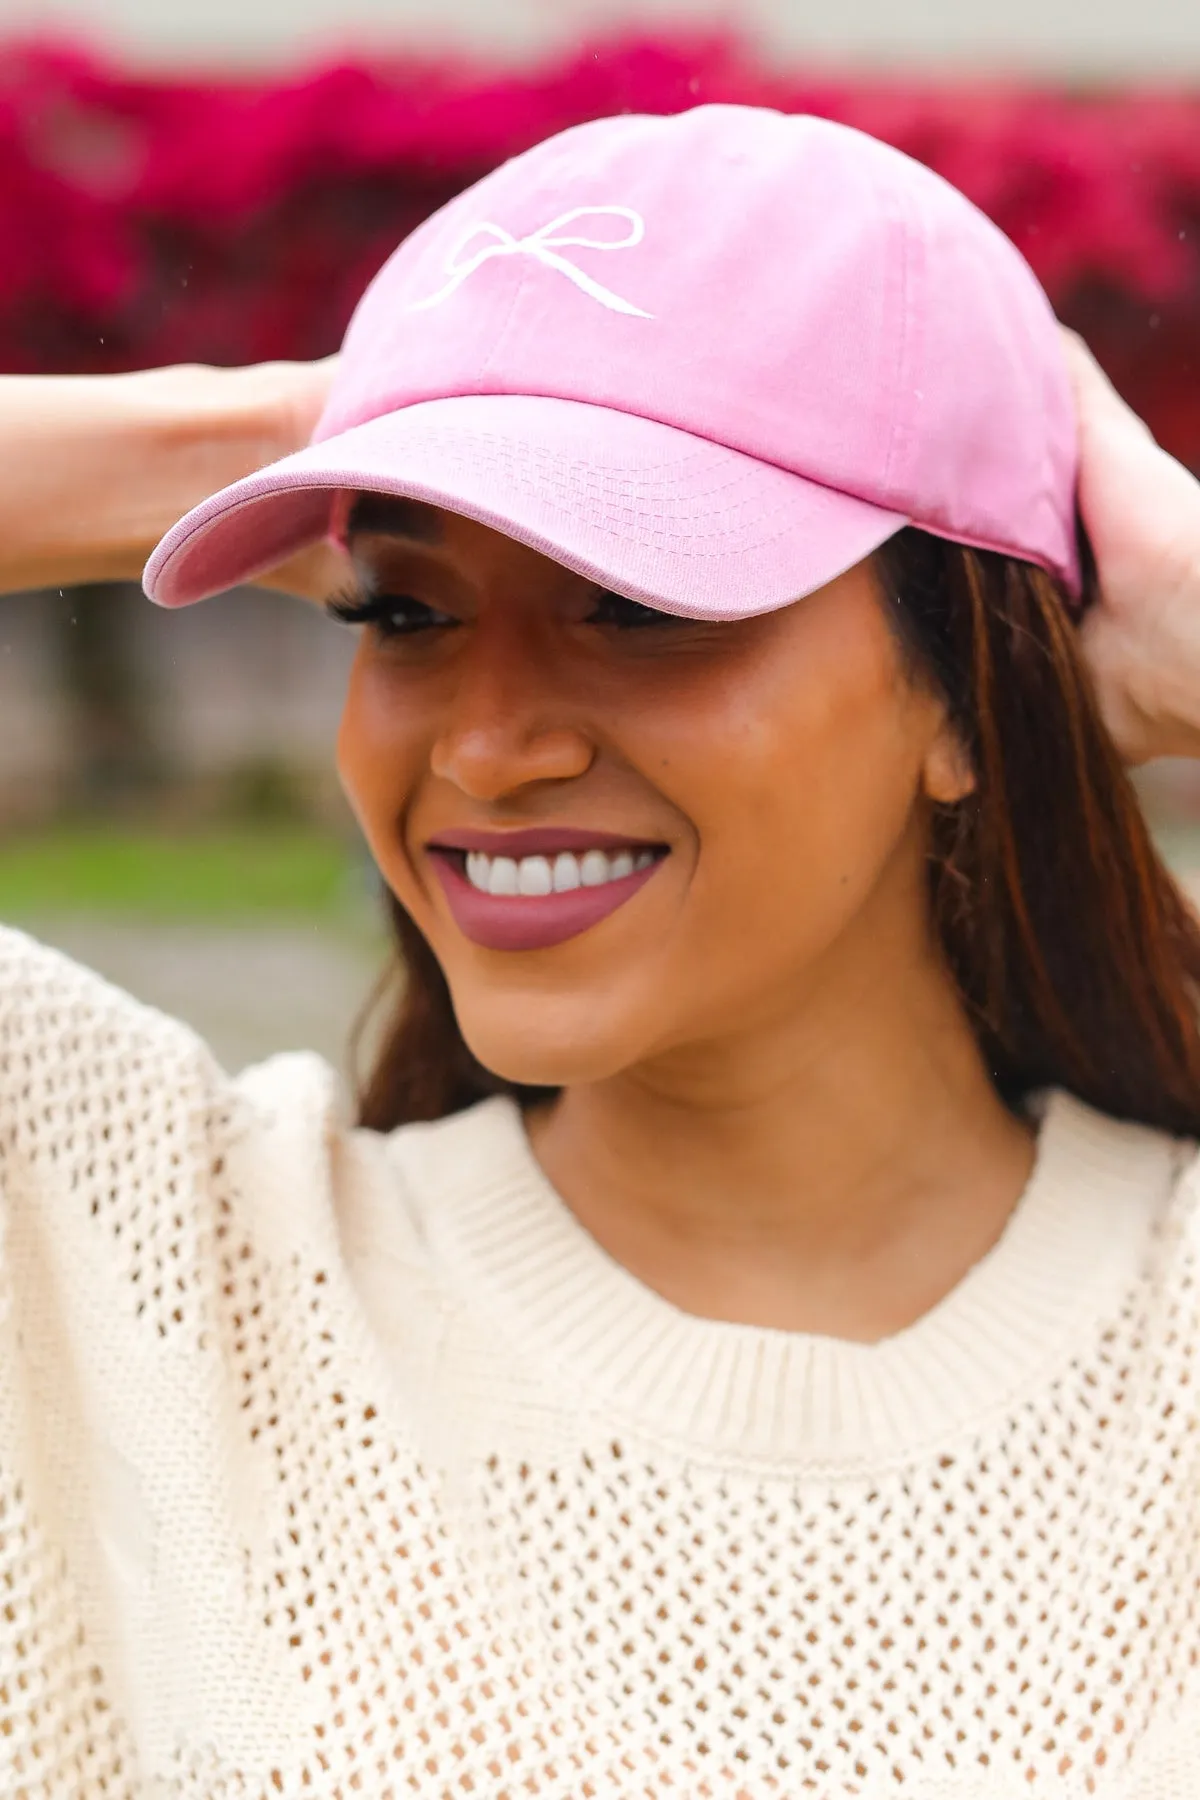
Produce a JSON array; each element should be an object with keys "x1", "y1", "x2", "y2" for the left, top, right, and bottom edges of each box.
[
  {"x1": 488, "y1": 856, "x2": 519, "y2": 897},
  {"x1": 552, "y1": 853, "x2": 581, "y2": 892},
  {"x1": 460, "y1": 846, "x2": 659, "y2": 897},
  {"x1": 517, "y1": 855, "x2": 553, "y2": 897}
]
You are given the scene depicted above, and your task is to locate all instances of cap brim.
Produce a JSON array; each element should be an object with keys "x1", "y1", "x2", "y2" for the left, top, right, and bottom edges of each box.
[{"x1": 144, "y1": 395, "x2": 908, "y2": 619}]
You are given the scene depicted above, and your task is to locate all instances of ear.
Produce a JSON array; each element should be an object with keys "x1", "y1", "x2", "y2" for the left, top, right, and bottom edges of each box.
[{"x1": 921, "y1": 721, "x2": 976, "y2": 805}]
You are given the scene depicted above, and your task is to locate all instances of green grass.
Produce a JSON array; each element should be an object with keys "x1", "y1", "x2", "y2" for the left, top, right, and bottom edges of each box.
[{"x1": 0, "y1": 827, "x2": 368, "y2": 922}]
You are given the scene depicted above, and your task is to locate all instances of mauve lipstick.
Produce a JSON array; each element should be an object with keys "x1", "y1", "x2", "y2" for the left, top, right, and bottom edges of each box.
[{"x1": 426, "y1": 832, "x2": 666, "y2": 951}]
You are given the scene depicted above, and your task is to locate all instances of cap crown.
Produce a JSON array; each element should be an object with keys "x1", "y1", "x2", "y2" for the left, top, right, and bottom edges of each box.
[{"x1": 318, "y1": 104, "x2": 1078, "y2": 588}]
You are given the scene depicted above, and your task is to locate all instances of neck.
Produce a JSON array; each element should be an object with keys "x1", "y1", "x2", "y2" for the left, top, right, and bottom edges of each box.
[{"x1": 527, "y1": 893, "x2": 1034, "y2": 1343}]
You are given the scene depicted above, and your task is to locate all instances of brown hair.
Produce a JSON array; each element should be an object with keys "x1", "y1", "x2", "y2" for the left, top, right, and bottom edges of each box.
[{"x1": 354, "y1": 529, "x2": 1200, "y2": 1139}]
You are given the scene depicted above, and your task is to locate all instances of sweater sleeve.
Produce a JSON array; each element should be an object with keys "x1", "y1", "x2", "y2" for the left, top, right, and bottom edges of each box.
[
  {"x1": 0, "y1": 920, "x2": 425, "y2": 1798},
  {"x1": 0, "y1": 923, "x2": 272, "y2": 1793}
]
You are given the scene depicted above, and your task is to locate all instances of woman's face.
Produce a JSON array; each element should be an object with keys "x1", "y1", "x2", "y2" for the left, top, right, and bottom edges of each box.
[{"x1": 336, "y1": 499, "x2": 965, "y2": 1088}]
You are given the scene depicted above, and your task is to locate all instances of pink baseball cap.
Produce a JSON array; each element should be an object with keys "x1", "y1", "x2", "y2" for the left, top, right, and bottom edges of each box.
[{"x1": 144, "y1": 104, "x2": 1080, "y2": 615}]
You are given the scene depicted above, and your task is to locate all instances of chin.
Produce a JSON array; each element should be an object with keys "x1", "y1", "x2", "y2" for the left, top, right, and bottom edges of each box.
[{"x1": 453, "y1": 989, "x2": 644, "y2": 1091}]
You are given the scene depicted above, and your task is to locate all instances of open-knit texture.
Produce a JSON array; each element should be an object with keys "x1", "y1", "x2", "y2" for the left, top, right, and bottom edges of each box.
[{"x1": 3, "y1": 922, "x2": 1200, "y2": 1798}]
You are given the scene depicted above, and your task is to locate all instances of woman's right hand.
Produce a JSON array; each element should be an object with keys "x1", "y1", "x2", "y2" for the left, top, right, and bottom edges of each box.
[
  {"x1": 0, "y1": 358, "x2": 350, "y2": 601},
  {"x1": 1064, "y1": 329, "x2": 1200, "y2": 765}
]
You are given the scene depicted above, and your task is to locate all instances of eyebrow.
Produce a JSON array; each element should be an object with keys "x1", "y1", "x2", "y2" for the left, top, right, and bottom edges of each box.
[{"x1": 344, "y1": 494, "x2": 445, "y2": 544}]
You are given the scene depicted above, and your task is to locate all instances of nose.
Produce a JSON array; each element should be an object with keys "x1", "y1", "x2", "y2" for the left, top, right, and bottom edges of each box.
[{"x1": 428, "y1": 630, "x2": 594, "y2": 802}]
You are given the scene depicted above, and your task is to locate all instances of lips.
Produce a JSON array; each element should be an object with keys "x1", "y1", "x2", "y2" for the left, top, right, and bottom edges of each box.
[{"x1": 426, "y1": 834, "x2": 666, "y2": 951}]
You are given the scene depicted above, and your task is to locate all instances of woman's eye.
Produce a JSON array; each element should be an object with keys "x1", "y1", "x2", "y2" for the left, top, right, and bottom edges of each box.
[
  {"x1": 326, "y1": 590, "x2": 454, "y2": 638},
  {"x1": 585, "y1": 589, "x2": 682, "y2": 629}
]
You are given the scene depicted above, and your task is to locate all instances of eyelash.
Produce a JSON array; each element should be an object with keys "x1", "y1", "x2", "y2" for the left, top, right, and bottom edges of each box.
[
  {"x1": 587, "y1": 590, "x2": 680, "y2": 630},
  {"x1": 325, "y1": 587, "x2": 682, "y2": 635},
  {"x1": 325, "y1": 589, "x2": 451, "y2": 636}
]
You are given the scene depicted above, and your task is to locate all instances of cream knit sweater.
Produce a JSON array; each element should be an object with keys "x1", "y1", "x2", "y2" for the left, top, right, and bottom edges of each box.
[{"x1": 4, "y1": 924, "x2": 1200, "y2": 1800}]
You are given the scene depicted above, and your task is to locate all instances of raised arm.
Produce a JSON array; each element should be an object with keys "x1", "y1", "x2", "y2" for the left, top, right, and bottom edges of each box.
[{"x1": 0, "y1": 360, "x2": 341, "y2": 599}]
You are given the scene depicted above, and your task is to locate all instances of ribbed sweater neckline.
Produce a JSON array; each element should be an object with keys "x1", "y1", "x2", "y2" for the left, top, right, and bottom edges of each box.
[{"x1": 404, "y1": 1089, "x2": 1167, "y2": 1475}]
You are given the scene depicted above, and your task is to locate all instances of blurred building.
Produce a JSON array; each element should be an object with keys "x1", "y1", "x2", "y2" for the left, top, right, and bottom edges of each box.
[{"x1": 0, "y1": 584, "x2": 353, "y2": 827}]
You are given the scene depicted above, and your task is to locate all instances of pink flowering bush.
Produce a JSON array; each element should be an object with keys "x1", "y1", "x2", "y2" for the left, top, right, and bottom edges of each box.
[{"x1": 1, "y1": 37, "x2": 1198, "y2": 461}]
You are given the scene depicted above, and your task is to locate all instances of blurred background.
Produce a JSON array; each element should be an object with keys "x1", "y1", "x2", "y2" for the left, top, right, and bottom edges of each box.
[{"x1": 1, "y1": 0, "x2": 1199, "y2": 1075}]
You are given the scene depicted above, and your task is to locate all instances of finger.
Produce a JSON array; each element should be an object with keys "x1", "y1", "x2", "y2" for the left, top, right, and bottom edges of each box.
[
  {"x1": 1058, "y1": 326, "x2": 1156, "y2": 443},
  {"x1": 271, "y1": 356, "x2": 340, "y2": 448}
]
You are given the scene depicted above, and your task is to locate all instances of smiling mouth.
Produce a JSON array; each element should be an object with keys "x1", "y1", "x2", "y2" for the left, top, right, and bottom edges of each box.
[{"x1": 425, "y1": 836, "x2": 669, "y2": 951}]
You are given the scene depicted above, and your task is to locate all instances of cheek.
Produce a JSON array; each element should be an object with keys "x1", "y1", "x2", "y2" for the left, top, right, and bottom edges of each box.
[
  {"x1": 667, "y1": 606, "x2": 932, "y2": 979},
  {"x1": 336, "y1": 653, "x2": 424, "y2": 870}
]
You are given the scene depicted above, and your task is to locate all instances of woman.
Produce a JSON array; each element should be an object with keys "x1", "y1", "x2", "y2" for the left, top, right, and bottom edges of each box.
[{"x1": 5, "y1": 104, "x2": 1200, "y2": 1798}]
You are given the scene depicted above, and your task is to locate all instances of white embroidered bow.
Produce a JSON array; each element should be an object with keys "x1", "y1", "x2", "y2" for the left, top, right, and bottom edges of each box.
[{"x1": 406, "y1": 205, "x2": 654, "y2": 317}]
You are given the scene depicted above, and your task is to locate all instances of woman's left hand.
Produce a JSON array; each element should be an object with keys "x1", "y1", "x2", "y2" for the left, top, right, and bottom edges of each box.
[{"x1": 1065, "y1": 328, "x2": 1200, "y2": 764}]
